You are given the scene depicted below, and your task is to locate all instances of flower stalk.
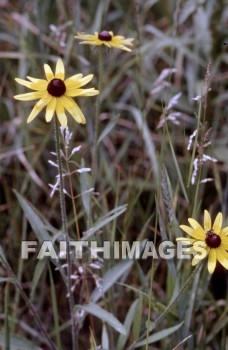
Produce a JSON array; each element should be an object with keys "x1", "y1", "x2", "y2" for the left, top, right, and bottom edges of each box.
[
  {"x1": 127, "y1": 261, "x2": 204, "y2": 350},
  {"x1": 54, "y1": 116, "x2": 77, "y2": 350},
  {"x1": 91, "y1": 47, "x2": 103, "y2": 189}
]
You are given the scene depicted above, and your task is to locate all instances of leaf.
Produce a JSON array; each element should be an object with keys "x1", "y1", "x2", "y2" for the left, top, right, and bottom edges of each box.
[
  {"x1": 30, "y1": 259, "x2": 47, "y2": 301},
  {"x1": 134, "y1": 322, "x2": 183, "y2": 347},
  {"x1": 79, "y1": 158, "x2": 92, "y2": 219},
  {"x1": 0, "y1": 245, "x2": 10, "y2": 270},
  {"x1": 48, "y1": 264, "x2": 62, "y2": 350},
  {"x1": 91, "y1": 241, "x2": 147, "y2": 303},
  {"x1": 91, "y1": 259, "x2": 133, "y2": 303},
  {"x1": 98, "y1": 115, "x2": 120, "y2": 145},
  {"x1": 76, "y1": 303, "x2": 126, "y2": 335},
  {"x1": 82, "y1": 204, "x2": 127, "y2": 240},
  {"x1": 14, "y1": 191, "x2": 66, "y2": 281},
  {"x1": 132, "y1": 293, "x2": 143, "y2": 340},
  {"x1": 117, "y1": 299, "x2": 139, "y2": 350},
  {"x1": 0, "y1": 333, "x2": 40, "y2": 350},
  {"x1": 14, "y1": 190, "x2": 52, "y2": 243},
  {"x1": 116, "y1": 105, "x2": 159, "y2": 183},
  {"x1": 165, "y1": 126, "x2": 188, "y2": 202},
  {"x1": 102, "y1": 323, "x2": 109, "y2": 350}
]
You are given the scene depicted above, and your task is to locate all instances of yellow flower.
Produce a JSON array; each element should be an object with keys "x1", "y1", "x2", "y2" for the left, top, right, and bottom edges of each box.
[
  {"x1": 14, "y1": 58, "x2": 99, "y2": 127},
  {"x1": 75, "y1": 30, "x2": 134, "y2": 52},
  {"x1": 177, "y1": 210, "x2": 228, "y2": 274}
]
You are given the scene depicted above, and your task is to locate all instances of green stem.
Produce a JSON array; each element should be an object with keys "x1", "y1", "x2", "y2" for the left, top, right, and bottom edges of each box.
[
  {"x1": 127, "y1": 261, "x2": 204, "y2": 350},
  {"x1": 91, "y1": 47, "x2": 103, "y2": 189},
  {"x1": 0, "y1": 256, "x2": 56, "y2": 350},
  {"x1": 54, "y1": 116, "x2": 77, "y2": 350},
  {"x1": 150, "y1": 261, "x2": 203, "y2": 331},
  {"x1": 4, "y1": 282, "x2": 10, "y2": 350},
  {"x1": 145, "y1": 212, "x2": 158, "y2": 350}
]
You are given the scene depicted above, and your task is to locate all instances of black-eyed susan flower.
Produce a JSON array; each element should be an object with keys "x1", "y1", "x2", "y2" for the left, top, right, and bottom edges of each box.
[
  {"x1": 14, "y1": 59, "x2": 99, "y2": 127},
  {"x1": 177, "y1": 210, "x2": 228, "y2": 274},
  {"x1": 75, "y1": 30, "x2": 134, "y2": 52}
]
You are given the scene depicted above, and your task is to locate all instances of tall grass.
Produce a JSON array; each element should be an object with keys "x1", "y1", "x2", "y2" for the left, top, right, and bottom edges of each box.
[{"x1": 0, "y1": 1, "x2": 227, "y2": 349}]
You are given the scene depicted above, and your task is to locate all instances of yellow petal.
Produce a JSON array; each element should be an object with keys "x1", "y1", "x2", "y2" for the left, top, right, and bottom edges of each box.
[
  {"x1": 109, "y1": 41, "x2": 132, "y2": 51},
  {"x1": 75, "y1": 33, "x2": 98, "y2": 41},
  {"x1": 55, "y1": 59, "x2": 65, "y2": 80},
  {"x1": 56, "y1": 99, "x2": 67, "y2": 127},
  {"x1": 14, "y1": 91, "x2": 44, "y2": 101},
  {"x1": 44, "y1": 63, "x2": 54, "y2": 82},
  {"x1": 60, "y1": 96, "x2": 86, "y2": 124},
  {"x1": 179, "y1": 225, "x2": 205, "y2": 240},
  {"x1": 192, "y1": 241, "x2": 208, "y2": 261},
  {"x1": 15, "y1": 78, "x2": 33, "y2": 89},
  {"x1": 176, "y1": 237, "x2": 195, "y2": 243},
  {"x1": 31, "y1": 80, "x2": 48, "y2": 90},
  {"x1": 27, "y1": 95, "x2": 51, "y2": 123},
  {"x1": 45, "y1": 98, "x2": 56, "y2": 122},
  {"x1": 112, "y1": 35, "x2": 125, "y2": 41},
  {"x1": 15, "y1": 78, "x2": 48, "y2": 91},
  {"x1": 64, "y1": 74, "x2": 83, "y2": 88},
  {"x1": 212, "y1": 212, "x2": 223, "y2": 234},
  {"x1": 65, "y1": 74, "x2": 93, "y2": 89},
  {"x1": 207, "y1": 249, "x2": 216, "y2": 274},
  {"x1": 216, "y1": 247, "x2": 228, "y2": 269},
  {"x1": 27, "y1": 76, "x2": 40, "y2": 82},
  {"x1": 221, "y1": 237, "x2": 228, "y2": 249},
  {"x1": 188, "y1": 218, "x2": 205, "y2": 236},
  {"x1": 79, "y1": 40, "x2": 102, "y2": 46},
  {"x1": 65, "y1": 88, "x2": 99, "y2": 97},
  {"x1": 219, "y1": 232, "x2": 227, "y2": 239},
  {"x1": 204, "y1": 210, "x2": 211, "y2": 231},
  {"x1": 188, "y1": 218, "x2": 202, "y2": 230},
  {"x1": 220, "y1": 227, "x2": 228, "y2": 237},
  {"x1": 192, "y1": 255, "x2": 205, "y2": 266}
]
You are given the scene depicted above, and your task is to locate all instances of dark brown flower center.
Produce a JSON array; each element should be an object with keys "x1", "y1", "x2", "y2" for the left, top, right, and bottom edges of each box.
[
  {"x1": 205, "y1": 229, "x2": 221, "y2": 248},
  {"x1": 98, "y1": 30, "x2": 112, "y2": 41},
  {"x1": 47, "y1": 79, "x2": 66, "y2": 97}
]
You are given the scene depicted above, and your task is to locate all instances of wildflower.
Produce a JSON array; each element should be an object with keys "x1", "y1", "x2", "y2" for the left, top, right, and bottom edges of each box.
[
  {"x1": 75, "y1": 30, "x2": 134, "y2": 52},
  {"x1": 14, "y1": 58, "x2": 99, "y2": 127},
  {"x1": 177, "y1": 210, "x2": 228, "y2": 274}
]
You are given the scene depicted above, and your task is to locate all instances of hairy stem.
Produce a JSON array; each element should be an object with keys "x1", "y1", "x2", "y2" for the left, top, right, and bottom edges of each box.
[
  {"x1": 54, "y1": 116, "x2": 77, "y2": 350},
  {"x1": 91, "y1": 47, "x2": 103, "y2": 189}
]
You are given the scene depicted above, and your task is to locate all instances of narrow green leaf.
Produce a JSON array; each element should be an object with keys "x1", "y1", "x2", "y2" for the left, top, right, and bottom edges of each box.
[
  {"x1": 76, "y1": 303, "x2": 127, "y2": 335},
  {"x1": 4, "y1": 282, "x2": 10, "y2": 350},
  {"x1": 165, "y1": 125, "x2": 188, "y2": 202},
  {"x1": 0, "y1": 333, "x2": 40, "y2": 350},
  {"x1": 79, "y1": 158, "x2": 91, "y2": 219},
  {"x1": 0, "y1": 245, "x2": 10, "y2": 270},
  {"x1": 102, "y1": 323, "x2": 109, "y2": 350},
  {"x1": 116, "y1": 104, "x2": 159, "y2": 183},
  {"x1": 91, "y1": 259, "x2": 133, "y2": 303},
  {"x1": 14, "y1": 190, "x2": 52, "y2": 242},
  {"x1": 30, "y1": 259, "x2": 47, "y2": 301},
  {"x1": 48, "y1": 264, "x2": 62, "y2": 350},
  {"x1": 98, "y1": 115, "x2": 119, "y2": 145},
  {"x1": 91, "y1": 241, "x2": 147, "y2": 304},
  {"x1": 81, "y1": 204, "x2": 127, "y2": 240},
  {"x1": 135, "y1": 322, "x2": 183, "y2": 347},
  {"x1": 132, "y1": 293, "x2": 143, "y2": 340},
  {"x1": 117, "y1": 299, "x2": 139, "y2": 350}
]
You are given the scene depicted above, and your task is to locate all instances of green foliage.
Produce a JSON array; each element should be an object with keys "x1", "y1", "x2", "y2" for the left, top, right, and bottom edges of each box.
[{"x1": 0, "y1": 0, "x2": 227, "y2": 349}]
